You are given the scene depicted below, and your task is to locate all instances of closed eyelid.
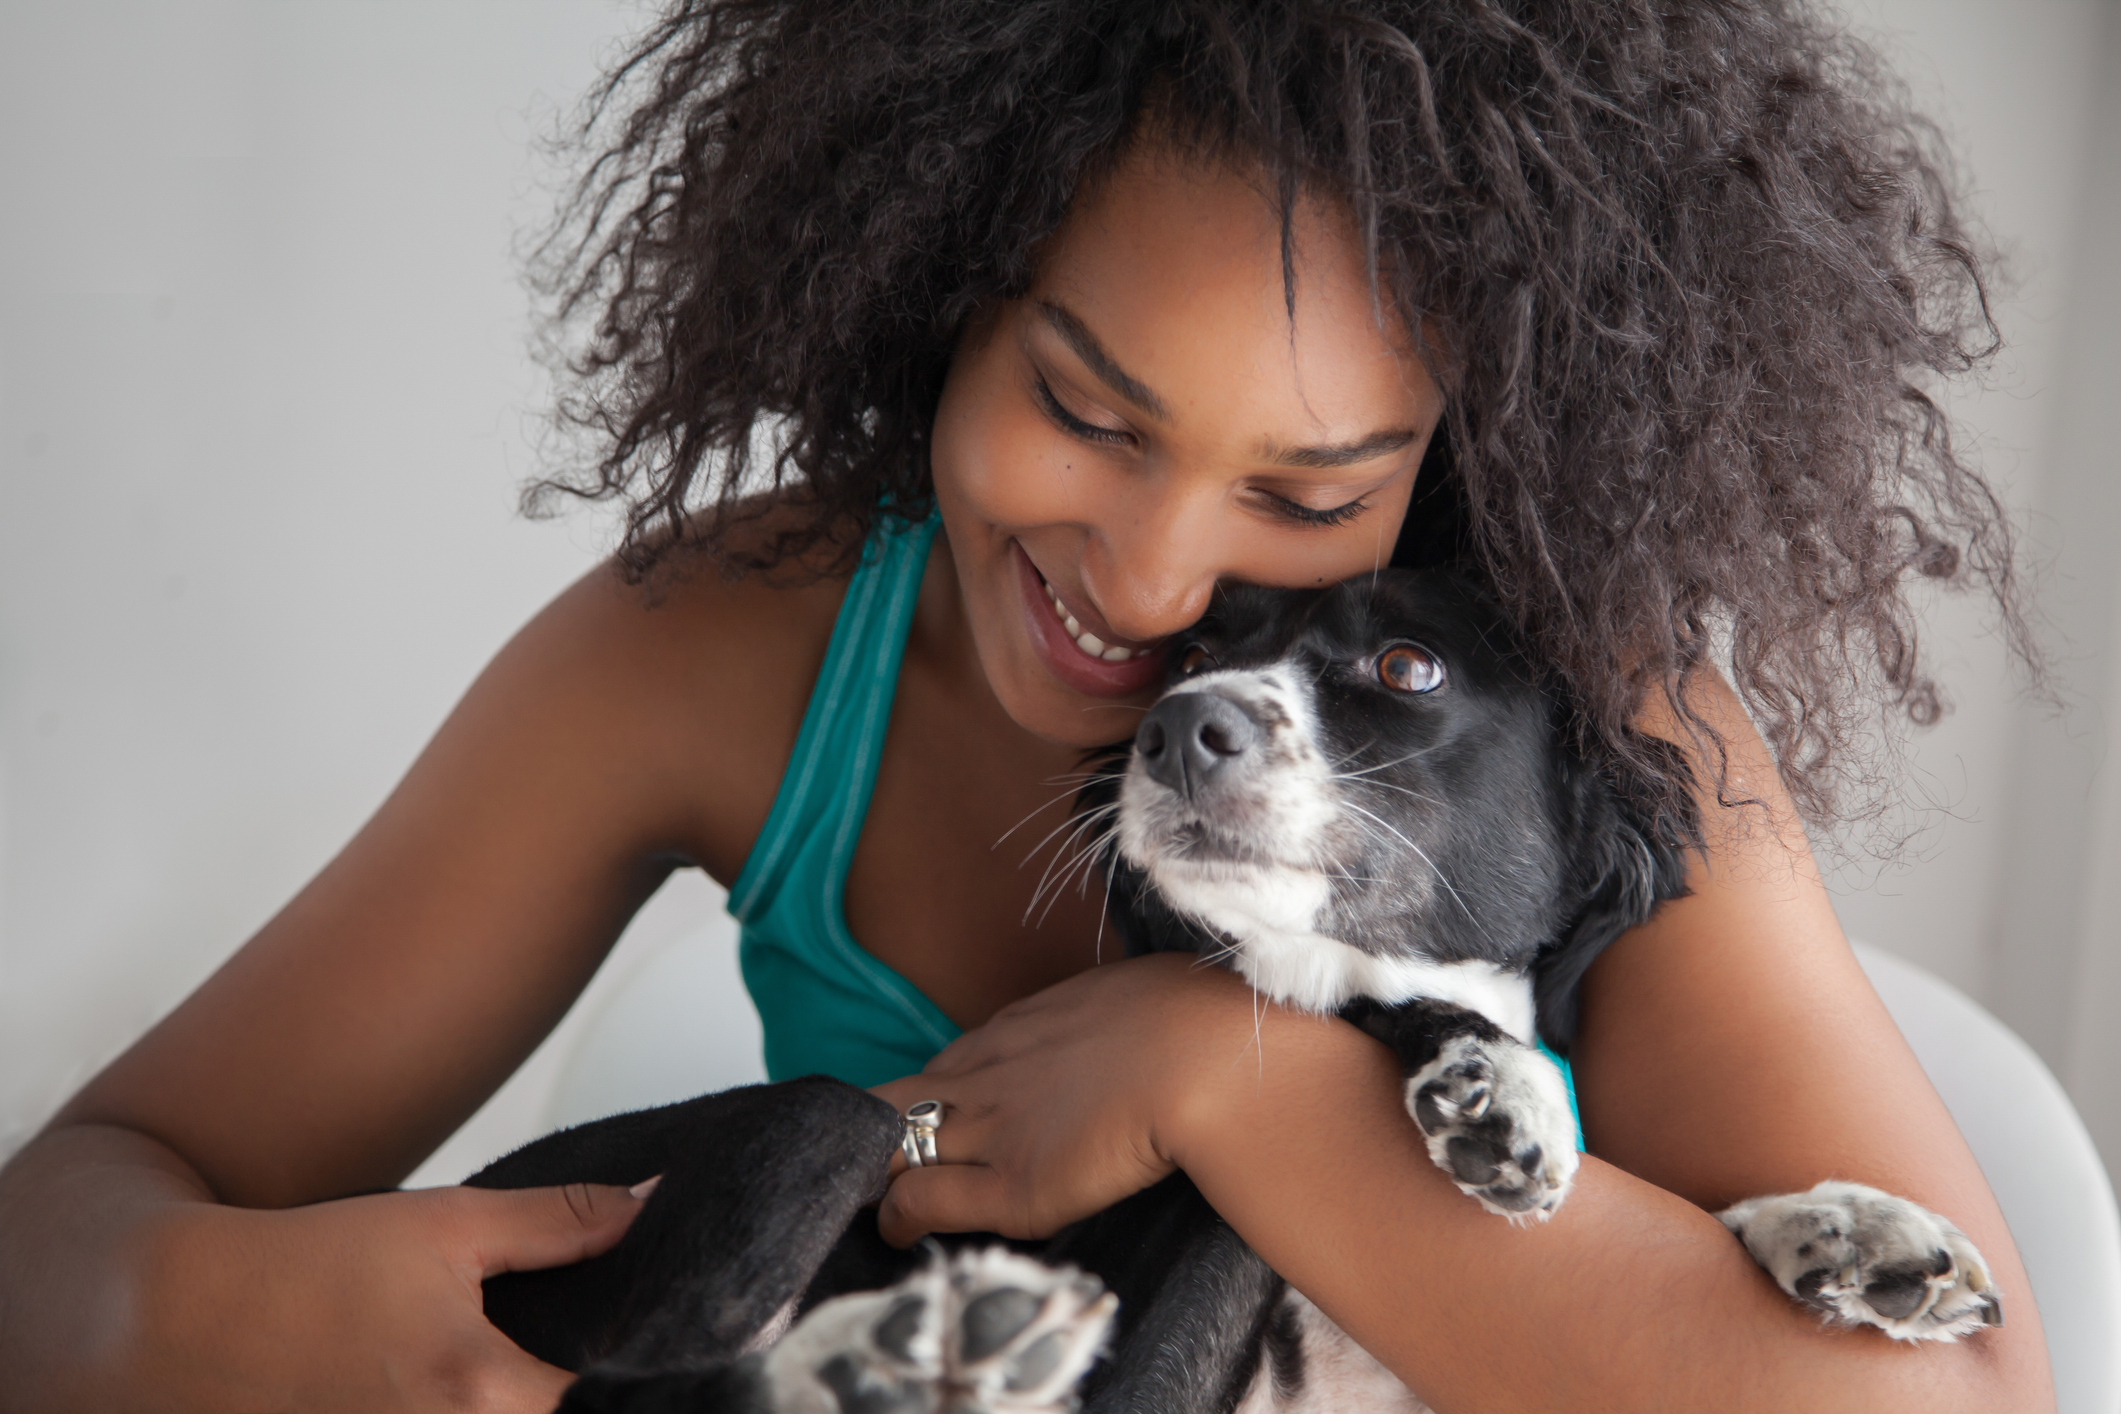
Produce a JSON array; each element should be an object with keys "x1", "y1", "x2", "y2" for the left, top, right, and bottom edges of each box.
[{"x1": 1033, "y1": 373, "x2": 1132, "y2": 442}]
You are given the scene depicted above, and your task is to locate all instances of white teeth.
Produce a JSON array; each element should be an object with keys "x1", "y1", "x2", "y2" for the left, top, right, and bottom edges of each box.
[{"x1": 1044, "y1": 576, "x2": 1150, "y2": 662}]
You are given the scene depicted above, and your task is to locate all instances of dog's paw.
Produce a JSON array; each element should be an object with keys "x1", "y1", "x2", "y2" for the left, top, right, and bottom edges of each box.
[
  {"x1": 1719, "y1": 1180, "x2": 2004, "y2": 1342},
  {"x1": 938, "y1": 1248, "x2": 1117, "y2": 1412},
  {"x1": 1404, "y1": 1034, "x2": 1577, "y2": 1220},
  {"x1": 763, "y1": 1248, "x2": 1116, "y2": 1414},
  {"x1": 762, "y1": 1264, "x2": 949, "y2": 1414}
]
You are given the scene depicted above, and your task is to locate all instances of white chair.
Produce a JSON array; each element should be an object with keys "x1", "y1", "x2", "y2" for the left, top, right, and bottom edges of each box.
[
  {"x1": 1851, "y1": 942, "x2": 2121, "y2": 1413},
  {"x1": 549, "y1": 930, "x2": 2121, "y2": 1411}
]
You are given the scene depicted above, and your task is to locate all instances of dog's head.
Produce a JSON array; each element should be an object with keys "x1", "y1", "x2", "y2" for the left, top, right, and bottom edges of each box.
[{"x1": 1094, "y1": 568, "x2": 1693, "y2": 1050}]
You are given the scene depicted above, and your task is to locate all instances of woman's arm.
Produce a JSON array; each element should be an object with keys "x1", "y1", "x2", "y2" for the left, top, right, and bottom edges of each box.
[
  {"x1": 0, "y1": 550, "x2": 839, "y2": 1411},
  {"x1": 877, "y1": 673, "x2": 2053, "y2": 1413}
]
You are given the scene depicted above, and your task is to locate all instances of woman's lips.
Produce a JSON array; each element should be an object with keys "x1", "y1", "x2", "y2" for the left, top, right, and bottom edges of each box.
[{"x1": 1011, "y1": 542, "x2": 1168, "y2": 698}]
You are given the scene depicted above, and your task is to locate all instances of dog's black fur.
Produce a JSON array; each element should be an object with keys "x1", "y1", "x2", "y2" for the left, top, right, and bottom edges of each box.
[{"x1": 464, "y1": 567, "x2": 1702, "y2": 1412}]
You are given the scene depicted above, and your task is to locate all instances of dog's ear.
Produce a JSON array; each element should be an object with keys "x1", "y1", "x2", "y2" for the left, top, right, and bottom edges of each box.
[{"x1": 1533, "y1": 732, "x2": 1699, "y2": 1055}]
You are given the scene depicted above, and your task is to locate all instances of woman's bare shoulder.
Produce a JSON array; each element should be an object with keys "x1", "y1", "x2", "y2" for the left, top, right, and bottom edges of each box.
[{"x1": 519, "y1": 499, "x2": 863, "y2": 881}]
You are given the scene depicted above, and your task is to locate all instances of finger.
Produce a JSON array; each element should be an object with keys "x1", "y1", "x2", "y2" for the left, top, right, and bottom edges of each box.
[
  {"x1": 869, "y1": 1080, "x2": 942, "y2": 1177},
  {"x1": 442, "y1": 1182, "x2": 650, "y2": 1278},
  {"x1": 439, "y1": 1332, "x2": 577, "y2": 1413},
  {"x1": 877, "y1": 1164, "x2": 1025, "y2": 1246},
  {"x1": 866, "y1": 1089, "x2": 1002, "y2": 1179}
]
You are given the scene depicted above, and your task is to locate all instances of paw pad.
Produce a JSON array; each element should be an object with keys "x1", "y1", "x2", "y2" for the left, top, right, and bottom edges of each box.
[{"x1": 1405, "y1": 1035, "x2": 1578, "y2": 1220}]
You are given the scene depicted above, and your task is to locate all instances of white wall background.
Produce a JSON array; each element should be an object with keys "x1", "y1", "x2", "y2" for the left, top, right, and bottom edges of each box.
[{"x1": 2, "y1": 2, "x2": 2117, "y2": 1198}]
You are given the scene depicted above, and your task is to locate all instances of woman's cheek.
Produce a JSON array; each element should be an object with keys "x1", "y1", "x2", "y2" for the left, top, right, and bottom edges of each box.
[{"x1": 942, "y1": 408, "x2": 1102, "y2": 535}]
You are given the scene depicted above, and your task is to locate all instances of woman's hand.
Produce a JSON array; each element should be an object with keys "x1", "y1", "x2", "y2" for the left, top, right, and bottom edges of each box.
[
  {"x1": 870, "y1": 951, "x2": 1370, "y2": 1245},
  {"x1": 0, "y1": 1123, "x2": 649, "y2": 1414},
  {"x1": 123, "y1": 1183, "x2": 645, "y2": 1414}
]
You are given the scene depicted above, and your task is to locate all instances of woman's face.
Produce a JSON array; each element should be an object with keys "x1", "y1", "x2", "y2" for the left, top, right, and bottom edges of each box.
[{"x1": 930, "y1": 143, "x2": 1445, "y2": 748}]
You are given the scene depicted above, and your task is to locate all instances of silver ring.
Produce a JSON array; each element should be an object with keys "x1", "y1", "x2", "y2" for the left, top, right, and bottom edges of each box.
[{"x1": 901, "y1": 1100, "x2": 943, "y2": 1167}]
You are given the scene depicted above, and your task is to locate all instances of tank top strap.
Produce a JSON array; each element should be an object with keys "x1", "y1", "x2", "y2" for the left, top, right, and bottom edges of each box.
[
  {"x1": 729, "y1": 509, "x2": 941, "y2": 922},
  {"x1": 727, "y1": 510, "x2": 959, "y2": 1085}
]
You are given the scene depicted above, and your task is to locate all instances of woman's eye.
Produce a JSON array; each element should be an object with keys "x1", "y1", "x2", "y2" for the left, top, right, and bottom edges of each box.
[
  {"x1": 1178, "y1": 645, "x2": 1216, "y2": 676},
  {"x1": 1263, "y1": 492, "x2": 1368, "y2": 529},
  {"x1": 1033, "y1": 376, "x2": 1132, "y2": 446},
  {"x1": 1376, "y1": 644, "x2": 1444, "y2": 693}
]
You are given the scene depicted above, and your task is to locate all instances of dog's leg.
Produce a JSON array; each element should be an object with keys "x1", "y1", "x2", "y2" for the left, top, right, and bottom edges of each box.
[
  {"x1": 470, "y1": 1076, "x2": 904, "y2": 1371},
  {"x1": 1718, "y1": 1181, "x2": 2004, "y2": 1341},
  {"x1": 1345, "y1": 997, "x2": 1577, "y2": 1220}
]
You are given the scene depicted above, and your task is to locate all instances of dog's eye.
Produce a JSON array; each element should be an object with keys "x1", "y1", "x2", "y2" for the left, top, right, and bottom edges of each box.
[
  {"x1": 1177, "y1": 645, "x2": 1216, "y2": 676},
  {"x1": 1376, "y1": 644, "x2": 1444, "y2": 693}
]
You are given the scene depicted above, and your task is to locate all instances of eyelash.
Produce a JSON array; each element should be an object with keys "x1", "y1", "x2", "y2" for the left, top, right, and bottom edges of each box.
[
  {"x1": 1032, "y1": 374, "x2": 1370, "y2": 530},
  {"x1": 1033, "y1": 376, "x2": 1131, "y2": 446},
  {"x1": 1263, "y1": 493, "x2": 1370, "y2": 529}
]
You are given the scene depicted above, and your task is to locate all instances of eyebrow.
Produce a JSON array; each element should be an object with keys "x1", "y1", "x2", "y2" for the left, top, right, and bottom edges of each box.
[
  {"x1": 1262, "y1": 428, "x2": 1420, "y2": 469},
  {"x1": 1036, "y1": 299, "x2": 1422, "y2": 469},
  {"x1": 1038, "y1": 302, "x2": 1171, "y2": 421}
]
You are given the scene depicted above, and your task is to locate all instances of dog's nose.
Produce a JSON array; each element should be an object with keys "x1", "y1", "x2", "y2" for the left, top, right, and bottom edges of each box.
[{"x1": 1136, "y1": 692, "x2": 1258, "y2": 799}]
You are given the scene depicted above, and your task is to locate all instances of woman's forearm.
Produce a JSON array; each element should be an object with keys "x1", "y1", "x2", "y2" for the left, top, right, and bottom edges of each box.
[{"x1": 1165, "y1": 1021, "x2": 2039, "y2": 1414}]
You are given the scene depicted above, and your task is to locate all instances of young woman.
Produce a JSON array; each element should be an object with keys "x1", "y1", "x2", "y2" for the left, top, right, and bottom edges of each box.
[{"x1": 0, "y1": 2, "x2": 2054, "y2": 1410}]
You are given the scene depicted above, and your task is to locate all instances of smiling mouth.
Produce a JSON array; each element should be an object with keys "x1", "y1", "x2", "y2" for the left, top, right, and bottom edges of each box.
[
  {"x1": 1011, "y1": 541, "x2": 1168, "y2": 697},
  {"x1": 1037, "y1": 576, "x2": 1156, "y2": 662}
]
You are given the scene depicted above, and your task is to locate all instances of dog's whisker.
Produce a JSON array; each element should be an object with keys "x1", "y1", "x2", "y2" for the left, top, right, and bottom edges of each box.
[
  {"x1": 1095, "y1": 857, "x2": 1116, "y2": 965},
  {"x1": 1339, "y1": 802, "x2": 1472, "y2": 916},
  {"x1": 1340, "y1": 799, "x2": 1499, "y2": 946},
  {"x1": 1033, "y1": 825, "x2": 1121, "y2": 926},
  {"x1": 1048, "y1": 821, "x2": 1115, "y2": 896},
  {"x1": 994, "y1": 787, "x2": 1116, "y2": 851},
  {"x1": 1342, "y1": 778, "x2": 1446, "y2": 807},
  {"x1": 1326, "y1": 739, "x2": 1381, "y2": 773},
  {"x1": 1024, "y1": 811, "x2": 1119, "y2": 920},
  {"x1": 1024, "y1": 825, "x2": 1113, "y2": 924},
  {"x1": 1408, "y1": 842, "x2": 1498, "y2": 945},
  {"x1": 1011, "y1": 802, "x2": 1120, "y2": 874},
  {"x1": 1328, "y1": 747, "x2": 1434, "y2": 780}
]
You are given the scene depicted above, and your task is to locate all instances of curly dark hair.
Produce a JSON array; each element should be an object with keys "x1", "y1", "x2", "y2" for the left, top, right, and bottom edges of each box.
[{"x1": 526, "y1": 0, "x2": 2032, "y2": 829}]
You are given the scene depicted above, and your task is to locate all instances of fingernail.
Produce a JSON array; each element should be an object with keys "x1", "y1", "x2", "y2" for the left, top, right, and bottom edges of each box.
[{"x1": 629, "y1": 1175, "x2": 663, "y2": 1201}]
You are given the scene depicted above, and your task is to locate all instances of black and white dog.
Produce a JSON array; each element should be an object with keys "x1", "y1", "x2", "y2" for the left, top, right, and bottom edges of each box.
[{"x1": 467, "y1": 568, "x2": 2002, "y2": 1414}]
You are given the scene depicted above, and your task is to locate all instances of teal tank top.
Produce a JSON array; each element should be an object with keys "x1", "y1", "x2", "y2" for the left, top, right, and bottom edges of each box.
[{"x1": 725, "y1": 510, "x2": 1584, "y2": 1149}]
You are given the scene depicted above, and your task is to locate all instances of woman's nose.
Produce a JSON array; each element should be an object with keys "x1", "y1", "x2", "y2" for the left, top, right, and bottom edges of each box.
[{"x1": 1082, "y1": 485, "x2": 1226, "y2": 641}]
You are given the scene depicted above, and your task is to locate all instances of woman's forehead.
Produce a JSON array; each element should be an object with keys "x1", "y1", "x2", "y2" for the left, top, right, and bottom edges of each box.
[{"x1": 1025, "y1": 143, "x2": 1440, "y2": 442}]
